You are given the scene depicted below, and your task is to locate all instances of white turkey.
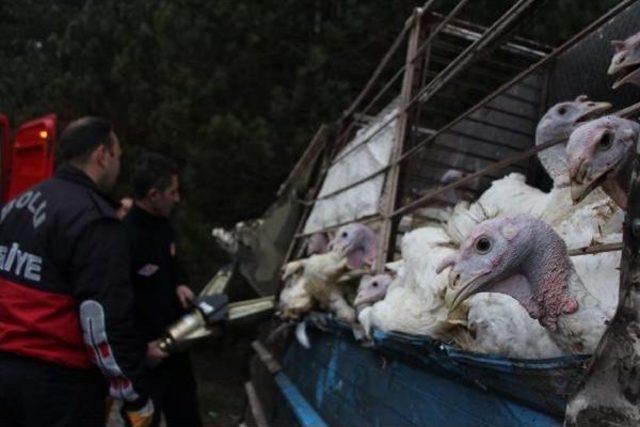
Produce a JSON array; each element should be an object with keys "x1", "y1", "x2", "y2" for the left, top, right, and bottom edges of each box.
[
  {"x1": 277, "y1": 233, "x2": 332, "y2": 320},
  {"x1": 357, "y1": 225, "x2": 563, "y2": 358},
  {"x1": 357, "y1": 226, "x2": 454, "y2": 339},
  {"x1": 279, "y1": 223, "x2": 377, "y2": 323},
  {"x1": 440, "y1": 214, "x2": 610, "y2": 354}
]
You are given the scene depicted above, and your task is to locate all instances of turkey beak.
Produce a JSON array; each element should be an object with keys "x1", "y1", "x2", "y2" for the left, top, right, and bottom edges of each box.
[
  {"x1": 569, "y1": 159, "x2": 593, "y2": 204},
  {"x1": 570, "y1": 181, "x2": 589, "y2": 204},
  {"x1": 444, "y1": 270, "x2": 488, "y2": 312},
  {"x1": 354, "y1": 292, "x2": 374, "y2": 308},
  {"x1": 611, "y1": 61, "x2": 640, "y2": 89},
  {"x1": 570, "y1": 160, "x2": 613, "y2": 204},
  {"x1": 608, "y1": 61, "x2": 623, "y2": 76},
  {"x1": 577, "y1": 102, "x2": 612, "y2": 124}
]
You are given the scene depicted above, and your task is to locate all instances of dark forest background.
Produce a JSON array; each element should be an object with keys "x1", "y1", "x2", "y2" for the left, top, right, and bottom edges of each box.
[{"x1": 0, "y1": 0, "x2": 621, "y2": 287}]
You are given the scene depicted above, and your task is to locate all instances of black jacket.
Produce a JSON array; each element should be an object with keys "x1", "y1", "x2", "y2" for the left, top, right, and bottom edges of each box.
[
  {"x1": 122, "y1": 205, "x2": 188, "y2": 343},
  {"x1": 0, "y1": 165, "x2": 148, "y2": 404}
]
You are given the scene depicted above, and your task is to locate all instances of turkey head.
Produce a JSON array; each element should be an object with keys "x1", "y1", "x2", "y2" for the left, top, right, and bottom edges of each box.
[
  {"x1": 436, "y1": 215, "x2": 578, "y2": 329},
  {"x1": 608, "y1": 32, "x2": 640, "y2": 89},
  {"x1": 535, "y1": 95, "x2": 611, "y2": 185},
  {"x1": 329, "y1": 223, "x2": 377, "y2": 269},
  {"x1": 354, "y1": 273, "x2": 393, "y2": 308},
  {"x1": 567, "y1": 115, "x2": 640, "y2": 209}
]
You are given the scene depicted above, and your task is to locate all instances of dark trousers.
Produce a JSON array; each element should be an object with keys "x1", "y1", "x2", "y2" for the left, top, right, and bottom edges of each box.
[
  {"x1": 0, "y1": 351, "x2": 106, "y2": 427},
  {"x1": 123, "y1": 352, "x2": 202, "y2": 427}
]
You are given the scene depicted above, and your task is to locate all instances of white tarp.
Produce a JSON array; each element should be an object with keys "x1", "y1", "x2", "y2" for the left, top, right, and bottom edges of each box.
[{"x1": 303, "y1": 106, "x2": 398, "y2": 234}]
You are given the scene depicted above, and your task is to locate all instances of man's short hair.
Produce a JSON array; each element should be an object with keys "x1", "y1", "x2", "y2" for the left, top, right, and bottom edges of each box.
[
  {"x1": 58, "y1": 117, "x2": 114, "y2": 164},
  {"x1": 131, "y1": 152, "x2": 179, "y2": 199}
]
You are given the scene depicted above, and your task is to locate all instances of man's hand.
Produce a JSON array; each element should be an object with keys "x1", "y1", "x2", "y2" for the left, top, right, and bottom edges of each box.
[
  {"x1": 176, "y1": 284, "x2": 195, "y2": 309},
  {"x1": 146, "y1": 340, "x2": 169, "y2": 367}
]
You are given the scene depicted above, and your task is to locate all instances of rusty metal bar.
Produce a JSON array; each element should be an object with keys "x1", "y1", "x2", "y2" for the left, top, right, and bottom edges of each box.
[
  {"x1": 440, "y1": 127, "x2": 530, "y2": 152},
  {"x1": 339, "y1": 2, "x2": 428, "y2": 122},
  {"x1": 428, "y1": 142, "x2": 527, "y2": 169},
  {"x1": 430, "y1": 38, "x2": 537, "y2": 76},
  {"x1": 282, "y1": 142, "x2": 334, "y2": 264},
  {"x1": 295, "y1": 214, "x2": 380, "y2": 239},
  {"x1": 412, "y1": 156, "x2": 507, "y2": 181},
  {"x1": 418, "y1": 96, "x2": 537, "y2": 122},
  {"x1": 393, "y1": 134, "x2": 564, "y2": 217},
  {"x1": 283, "y1": 184, "x2": 322, "y2": 263},
  {"x1": 568, "y1": 242, "x2": 622, "y2": 257},
  {"x1": 277, "y1": 125, "x2": 329, "y2": 198},
  {"x1": 406, "y1": 0, "x2": 471, "y2": 78},
  {"x1": 315, "y1": 165, "x2": 390, "y2": 202},
  {"x1": 434, "y1": 11, "x2": 553, "y2": 54},
  {"x1": 393, "y1": 100, "x2": 640, "y2": 217}
]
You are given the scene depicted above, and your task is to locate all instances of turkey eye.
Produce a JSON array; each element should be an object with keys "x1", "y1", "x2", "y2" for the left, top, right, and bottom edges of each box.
[
  {"x1": 599, "y1": 133, "x2": 613, "y2": 150},
  {"x1": 557, "y1": 106, "x2": 567, "y2": 115},
  {"x1": 341, "y1": 232, "x2": 348, "y2": 238},
  {"x1": 618, "y1": 54, "x2": 626, "y2": 63},
  {"x1": 372, "y1": 281, "x2": 378, "y2": 288},
  {"x1": 475, "y1": 237, "x2": 491, "y2": 254}
]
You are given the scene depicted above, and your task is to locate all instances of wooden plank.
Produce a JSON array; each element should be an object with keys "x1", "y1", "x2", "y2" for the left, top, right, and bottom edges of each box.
[
  {"x1": 434, "y1": 133, "x2": 525, "y2": 163},
  {"x1": 486, "y1": 92, "x2": 540, "y2": 118},
  {"x1": 468, "y1": 107, "x2": 537, "y2": 134},
  {"x1": 424, "y1": 146, "x2": 527, "y2": 174},
  {"x1": 375, "y1": 7, "x2": 428, "y2": 271},
  {"x1": 449, "y1": 119, "x2": 534, "y2": 149}
]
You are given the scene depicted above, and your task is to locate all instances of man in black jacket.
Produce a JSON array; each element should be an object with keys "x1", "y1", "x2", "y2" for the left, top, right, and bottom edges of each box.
[
  {"x1": 122, "y1": 152, "x2": 201, "y2": 427},
  {"x1": 0, "y1": 117, "x2": 154, "y2": 427}
]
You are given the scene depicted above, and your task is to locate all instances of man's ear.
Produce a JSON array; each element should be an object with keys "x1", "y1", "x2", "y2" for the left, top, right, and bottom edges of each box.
[{"x1": 93, "y1": 144, "x2": 108, "y2": 167}]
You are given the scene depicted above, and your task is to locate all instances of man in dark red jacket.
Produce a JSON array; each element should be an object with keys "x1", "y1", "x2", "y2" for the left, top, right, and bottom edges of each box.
[{"x1": 0, "y1": 117, "x2": 154, "y2": 427}]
